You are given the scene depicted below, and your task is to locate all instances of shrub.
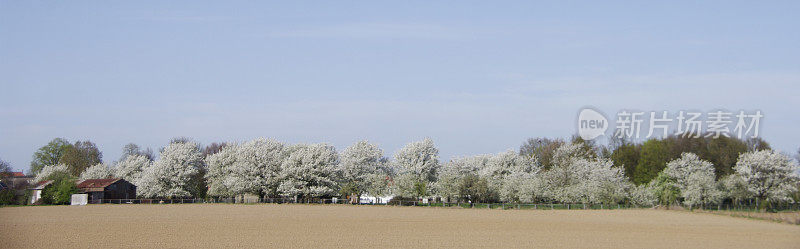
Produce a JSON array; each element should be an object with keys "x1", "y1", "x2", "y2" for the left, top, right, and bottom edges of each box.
[
  {"x1": 0, "y1": 189, "x2": 14, "y2": 205},
  {"x1": 41, "y1": 173, "x2": 78, "y2": 205},
  {"x1": 387, "y1": 196, "x2": 418, "y2": 206}
]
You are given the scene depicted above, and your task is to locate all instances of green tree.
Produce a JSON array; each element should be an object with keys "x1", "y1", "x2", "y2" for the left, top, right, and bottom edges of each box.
[
  {"x1": 704, "y1": 136, "x2": 748, "y2": 178},
  {"x1": 413, "y1": 181, "x2": 429, "y2": 199},
  {"x1": 633, "y1": 139, "x2": 672, "y2": 185},
  {"x1": 610, "y1": 142, "x2": 641, "y2": 182},
  {"x1": 40, "y1": 171, "x2": 78, "y2": 205},
  {"x1": 30, "y1": 138, "x2": 72, "y2": 174},
  {"x1": 667, "y1": 135, "x2": 749, "y2": 179},
  {"x1": 649, "y1": 171, "x2": 680, "y2": 207},
  {"x1": 0, "y1": 189, "x2": 14, "y2": 205},
  {"x1": 60, "y1": 140, "x2": 103, "y2": 176},
  {"x1": 745, "y1": 137, "x2": 771, "y2": 151}
]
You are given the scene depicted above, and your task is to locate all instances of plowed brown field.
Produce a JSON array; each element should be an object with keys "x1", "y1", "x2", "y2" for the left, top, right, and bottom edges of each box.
[{"x1": 1, "y1": 204, "x2": 798, "y2": 248}]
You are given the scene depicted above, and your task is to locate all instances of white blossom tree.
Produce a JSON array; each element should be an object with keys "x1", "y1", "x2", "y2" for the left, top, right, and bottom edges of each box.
[
  {"x1": 79, "y1": 163, "x2": 113, "y2": 180},
  {"x1": 32, "y1": 164, "x2": 70, "y2": 183},
  {"x1": 393, "y1": 138, "x2": 440, "y2": 198},
  {"x1": 551, "y1": 142, "x2": 594, "y2": 167},
  {"x1": 339, "y1": 140, "x2": 392, "y2": 202},
  {"x1": 629, "y1": 184, "x2": 656, "y2": 206},
  {"x1": 501, "y1": 170, "x2": 544, "y2": 203},
  {"x1": 362, "y1": 169, "x2": 394, "y2": 200},
  {"x1": 481, "y1": 150, "x2": 538, "y2": 202},
  {"x1": 205, "y1": 138, "x2": 288, "y2": 198},
  {"x1": 113, "y1": 154, "x2": 151, "y2": 187},
  {"x1": 720, "y1": 174, "x2": 751, "y2": 206},
  {"x1": 480, "y1": 150, "x2": 536, "y2": 179},
  {"x1": 541, "y1": 142, "x2": 630, "y2": 204},
  {"x1": 205, "y1": 143, "x2": 239, "y2": 197},
  {"x1": 734, "y1": 150, "x2": 799, "y2": 209},
  {"x1": 436, "y1": 155, "x2": 489, "y2": 201},
  {"x1": 571, "y1": 158, "x2": 631, "y2": 204},
  {"x1": 589, "y1": 158, "x2": 632, "y2": 204},
  {"x1": 665, "y1": 153, "x2": 722, "y2": 208},
  {"x1": 137, "y1": 142, "x2": 204, "y2": 198},
  {"x1": 278, "y1": 143, "x2": 341, "y2": 199}
]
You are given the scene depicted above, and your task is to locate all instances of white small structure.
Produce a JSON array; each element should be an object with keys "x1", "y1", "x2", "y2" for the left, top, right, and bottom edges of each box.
[
  {"x1": 235, "y1": 194, "x2": 260, "y2": 204},
  {"x1": 71, "y1": 194, "x2": 88, "y2": 205},
  {"x1": 359, "y1": 195, "x2": 394, "y2": 204},
  {"x1": 29, "y1": 180, "x2": 53, "y2": 204}
]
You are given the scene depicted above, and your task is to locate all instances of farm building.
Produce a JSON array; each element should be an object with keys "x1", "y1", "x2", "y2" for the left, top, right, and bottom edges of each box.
[
  {"x1": 29, "y1": 180, "x2": 54, "y2": 204},
  {"x1": 76, "y1": 178, "x2": 136, "y2": 204},
  {"x1": 1, "y1": 172, "x2": 33, "y2": 190}
]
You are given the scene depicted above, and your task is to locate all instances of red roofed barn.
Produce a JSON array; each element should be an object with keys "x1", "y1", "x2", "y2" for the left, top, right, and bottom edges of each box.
[{"x1": 76, "y1": 178, "x2": 136, "y2": 204}]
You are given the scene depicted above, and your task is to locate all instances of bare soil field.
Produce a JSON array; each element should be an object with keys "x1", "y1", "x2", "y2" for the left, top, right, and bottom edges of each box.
[
  {"x1": 695, "y1": 210, "x2": 800, "y2": 225},
  {"x1": 1, "y1": 204, "x2": 799, "y2": 248}
]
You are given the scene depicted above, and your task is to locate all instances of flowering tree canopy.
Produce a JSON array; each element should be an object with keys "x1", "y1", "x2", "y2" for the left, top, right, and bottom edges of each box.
[
  {"x1": 393, "y1": 138, "x2": 440, "y2": 198},
  {"x1": 720, "y1": 174, "x2": 751, "y2": 203},
  {"x1": 338, "y1": 140, "x2": 396, "y2": 201},
  {"x1": 114, "y1": 154, "x2": 151, "y2": 187},
  {"x1": 34, "y1": 136, "x2": 794, "y2": 209},
  {"x1": 436, "y1": 155, "x2": 489, "y2": 201},
  {"x1": 79, "y1": 163, "x2": 113, "y2": 181},
  {"x1": 278, "y1": 143, "x2": 340, "y2": 199},
  {"x1": 733, "y1": 150, "x2": 799, "y2": 203},
  {"x1": 664, "y1": 153, "x2": 722, "y2": 207},
  {"x1": 205, "y1": 138, "x2": 287, "y2": 197},
  {"x1": 341, "y1": 141, "x2": 384, "y2": 180},
  {"x1": 137, "y1": 142, "x2": 204, "y2": 198},
  {"x1": 542, "y1": 143, "x2": 629, "y2": 204},
  {"x1": 394, "y1": 138, "x2": 440, "y2": 183},
  {"x1": 32, "y1": 164, "x2": 70, "y2": 183}
]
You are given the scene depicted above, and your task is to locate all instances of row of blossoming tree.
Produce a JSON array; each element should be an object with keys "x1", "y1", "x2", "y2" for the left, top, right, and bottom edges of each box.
[{"x1": 31, "y1": 137, "x2": 799, "y2": 210}]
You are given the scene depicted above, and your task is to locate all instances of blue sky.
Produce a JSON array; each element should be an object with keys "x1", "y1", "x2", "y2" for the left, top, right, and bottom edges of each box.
[{"x1": 1, "y1": 1, "x2": 799, "y2": 172}]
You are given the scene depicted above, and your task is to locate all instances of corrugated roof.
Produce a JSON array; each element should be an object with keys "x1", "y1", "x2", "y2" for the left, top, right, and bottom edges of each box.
[
  {"x1": 76, "y1": 178, "x2": 121, "y2": 189},
  {"x1": 31, "y1": 180, "x2": 53, "y2": 190},
  {"x1": 10, "y1": 172, "x2": 25, "y2": 177},
  {"x1": 0, "y1": 172, "x2": 24, "y2": 178}
]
